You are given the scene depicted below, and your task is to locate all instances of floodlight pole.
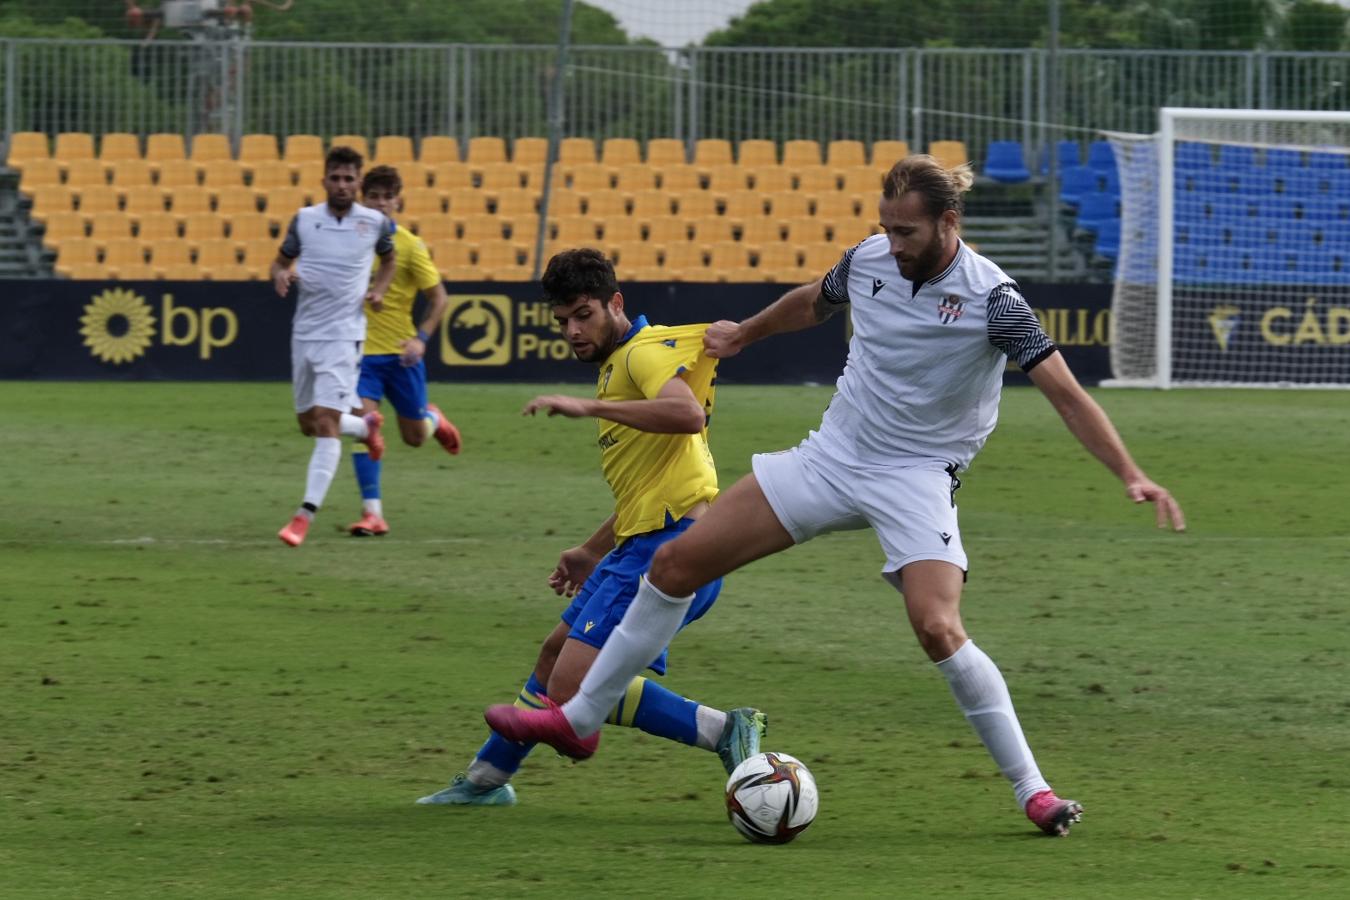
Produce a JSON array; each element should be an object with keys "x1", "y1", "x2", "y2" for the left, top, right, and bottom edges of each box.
[
  {"x1": 533, "y1": 0, "x2": 577, "y2": 281},
  {"x1": 1046, "y1": 0, "x2": 1060, "y2": 281}
]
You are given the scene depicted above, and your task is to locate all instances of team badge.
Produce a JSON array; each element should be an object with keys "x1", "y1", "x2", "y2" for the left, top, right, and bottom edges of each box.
[{"x1": 938, "y1": 295, "x2": 966, "y2": 324}]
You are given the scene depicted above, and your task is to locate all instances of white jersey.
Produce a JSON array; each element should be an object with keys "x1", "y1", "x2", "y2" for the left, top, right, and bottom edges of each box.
[
  {"x1": 815, "y1": 235, "x2": 1055, "y2": 470},
  {"x1": 279, "y1": 202, "x2": 395, "y2": 341}
]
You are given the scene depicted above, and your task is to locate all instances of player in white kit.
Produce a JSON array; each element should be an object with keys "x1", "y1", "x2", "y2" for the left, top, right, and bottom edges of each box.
[
  {"x1": 486, "y1": 154, "x2": 1186, "y2": 837},
  {"x1": 272, "y1": 145, "x2": 398, "y2": 547}
]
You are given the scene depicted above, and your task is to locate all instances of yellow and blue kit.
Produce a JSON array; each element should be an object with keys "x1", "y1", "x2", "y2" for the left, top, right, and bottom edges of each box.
[{"x1": 356, "y1": 224, "x2": 442, "y2": 419}]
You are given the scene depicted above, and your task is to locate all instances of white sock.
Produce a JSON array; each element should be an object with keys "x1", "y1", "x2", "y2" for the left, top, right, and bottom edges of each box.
[
  {"x1": 362, "y1": 498, "x2": 383, "y2": 517},
  {"x1": 302, "y1": 437, "x2": 342, "y2": 509},
  {"x1": 339, "y1": 413, "x2": 369, "y2": 439},
  {"x1": 937, "y1": 640, "x2": 1051, "y2": 809},
  {"x1": 465, "y1": 758, "x2": 513, "y2": 789},
  {"x1": 563, "y1": 575, "x2": 692, "y2": 737},
  {"x1": 424, "y1": 409, "x2": 440, "y2": 437},
  {"x1": 694, "y1": 706, "x2": 728, "y2": 751}
]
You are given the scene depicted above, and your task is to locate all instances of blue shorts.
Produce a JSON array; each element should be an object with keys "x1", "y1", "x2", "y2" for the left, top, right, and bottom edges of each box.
[
  {"x1": 357, "y1": 355, "x2": 428, "y2": 420},
  {"x1": 560, "y1": 516, "x2": 722, "y2": 676}
]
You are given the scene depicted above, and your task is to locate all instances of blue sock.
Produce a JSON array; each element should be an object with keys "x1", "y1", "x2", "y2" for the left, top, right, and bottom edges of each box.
[
  {"x1": 476, "y1": 673, "x2": 548, "y2": 775},
  {"x1": 608, "y1": 676, "x2": 699, "y2": 746},
  {"x1": 352, "y1": 450, "x2": 381, "y2": 500}
]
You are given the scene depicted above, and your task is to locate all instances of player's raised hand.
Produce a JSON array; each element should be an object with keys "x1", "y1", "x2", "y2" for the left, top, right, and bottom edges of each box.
[
  {"x1": 548, "y1": 546, "x2": 601, "y2": 597},
  {"x1": 1126, "y1": 477, "x2": 1186, "y2": 532},
  {"x1": 522, "y1": 394, "x2": 593, "y2": 418},
  {"x1": 273, "y1": 267, "x2": 297, "y2": 298},
  {"x1": 703, "y1": 320, "x2": 745, "y2": 358}
]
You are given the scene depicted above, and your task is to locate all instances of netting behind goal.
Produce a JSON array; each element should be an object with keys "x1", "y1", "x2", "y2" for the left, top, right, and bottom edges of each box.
[{"x1": 1109, "y1": 109, "x2": 1350, "y2": 388}]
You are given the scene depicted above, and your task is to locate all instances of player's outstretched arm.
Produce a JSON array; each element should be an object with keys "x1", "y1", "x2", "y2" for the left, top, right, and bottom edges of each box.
[
  {"x1": 522, "y1": 378, "x2": 704, "y2": 434},
  {"x1": 704, "y1": 276, "x2": 832, "y2": 358},
  {"x1": 1028, "y1": 352, "x2": 1186, "y2": 532},
  {"x1": 365, "y1": 247, "x2": 396, "y2": 312}
]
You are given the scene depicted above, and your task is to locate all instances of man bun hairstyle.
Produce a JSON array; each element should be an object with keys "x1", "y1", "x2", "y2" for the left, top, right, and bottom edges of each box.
[
  {"x1": 541, "y1": 247, "x2": 618, "y2": 305},
  {"x1": 325, "y1": 144, "x2": 364, "y2": 173},
  {"x1": 882, "y1": 154, "x2": 975, "y2": 218},
  {"x1": 362, "y1": 164, "x2": 402, "y2": 196}
]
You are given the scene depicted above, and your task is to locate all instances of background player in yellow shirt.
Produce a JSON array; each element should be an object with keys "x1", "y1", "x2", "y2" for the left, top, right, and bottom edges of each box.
[
  {"x1": 417, "y1": 248, "x2": 764, "y2": 807},
  {"x1": 347, "y1": 165, "x2": 463, "y2": 537}
]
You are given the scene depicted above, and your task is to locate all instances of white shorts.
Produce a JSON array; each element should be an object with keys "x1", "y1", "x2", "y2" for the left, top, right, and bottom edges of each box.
[
  {"x1": 291, "y1": 338, "x2": 362, "y2": 413},
  {"x1": 751, "y1": 433, "x2": 968, "y2": 582}
]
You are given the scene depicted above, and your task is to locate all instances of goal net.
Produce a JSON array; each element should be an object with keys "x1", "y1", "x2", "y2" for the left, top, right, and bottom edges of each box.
[{"x1": 1107, "y1": 108, "x2": 1350, "y2": 388}]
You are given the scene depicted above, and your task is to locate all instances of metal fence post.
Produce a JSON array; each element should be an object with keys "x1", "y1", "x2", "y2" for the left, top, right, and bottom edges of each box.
[
  {"x1": 4, "y1": 41, "x2": 15, "y2": 141},
  {"x1": 911, "y1": 50, "x2": 923, "y2": 152},
  {"x1": 686, "y1": 46, "x2": 699, "y2": 158}
]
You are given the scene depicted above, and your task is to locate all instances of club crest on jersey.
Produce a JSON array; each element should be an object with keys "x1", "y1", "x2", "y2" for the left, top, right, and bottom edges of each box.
[
  {"x1": 938, "y1": 295, "x2": 966, "y2": 324},
  {"x1": 600, "y1": 363, "x2": 614, "y2": 392}
]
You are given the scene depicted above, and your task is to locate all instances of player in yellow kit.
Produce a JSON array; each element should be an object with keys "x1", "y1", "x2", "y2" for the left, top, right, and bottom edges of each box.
[{"x1": 348, "y1": 165, "x2": 462, "y2": 536}]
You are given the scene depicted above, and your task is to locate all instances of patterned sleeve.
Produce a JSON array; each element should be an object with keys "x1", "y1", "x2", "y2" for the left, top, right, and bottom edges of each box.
[
  {"x1": 278, "y1": 214, "x2": 301, "y2": 259},
  {"x1": 374, "y1": 216, "x2": 395, "y2": 256},
  {"x1": 819, "y1": 245, "x2": 857, "y2": 306},
  {"x1": 987, "y1": 282, "x2": 1057, "y2": 371}
]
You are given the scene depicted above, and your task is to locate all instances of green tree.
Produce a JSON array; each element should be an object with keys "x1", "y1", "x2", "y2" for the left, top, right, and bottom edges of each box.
[{"x1": 1280, "y1": 0, "x2": 1349, "y2": 51}]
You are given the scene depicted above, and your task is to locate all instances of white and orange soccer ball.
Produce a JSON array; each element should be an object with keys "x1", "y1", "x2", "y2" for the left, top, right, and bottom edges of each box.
[{"x1": 724, "y1": 751, "x2": 819, "y2": 844}]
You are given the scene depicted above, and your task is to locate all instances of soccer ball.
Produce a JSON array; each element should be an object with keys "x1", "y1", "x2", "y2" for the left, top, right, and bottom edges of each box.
[{"x1": 724, "y1": 751, "x2": 819, "y2": 844}]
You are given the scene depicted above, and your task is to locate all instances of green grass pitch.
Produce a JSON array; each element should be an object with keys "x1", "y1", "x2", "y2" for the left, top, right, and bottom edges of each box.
[{"x1": 2, "y1": 382, "x2": 1347, "y2": 898}]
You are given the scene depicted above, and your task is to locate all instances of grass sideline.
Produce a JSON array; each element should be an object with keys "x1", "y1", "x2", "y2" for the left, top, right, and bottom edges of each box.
[{"x1": 2, "y1": 382, "x2": 1347, "y2": 899}]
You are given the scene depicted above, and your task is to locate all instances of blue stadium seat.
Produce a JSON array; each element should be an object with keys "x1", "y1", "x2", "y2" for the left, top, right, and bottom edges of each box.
[
  {"x1": 1277, "y1": 169, "x2": 1317, "y2": 197},
  {"x1": 1097, "y1": 165, "x2": 1120, "y2": 195},
  {"x1": 1306, "y1": 149, "x2": 1347, "y2": 170},
  {"x1": 1086, "y1": 140, "x2": 1116, "y2": 173},
  {"x1": 1175, "y1": 141, "x2": 1212, "y2": 171},
  {"x1": 983, "y1": 141, "x2": 1030, "y2": 183},
  {"x1": 1093, "y1": 218, "x2": 1121, "y2": 260},
  {"x1": 1058, "y1": 164, "x2": 1096, "y2": 207},
  {"x1": 1216, "y1": 144, "x2": 1257, "y2": 170},
  {"x1": 1237, "y1": 170, "x2": 1276, "y2": 195},
  {"x1": 1075, "y1": 191, "x2": 1117, "y2": 232},
  {"x1": 1039, "y1": 139, "x2": 1081, "y2": 175},
  {"x1": 1264, "y1": 148, "x2": 1303, "y2": 170}
]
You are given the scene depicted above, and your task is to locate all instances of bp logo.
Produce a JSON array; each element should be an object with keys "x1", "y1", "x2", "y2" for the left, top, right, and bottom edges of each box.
[
  {"x1": 80, "y1": 288, "x2": 156, "y2": 364},
  {"x1": 444, "y1": 296, "x2": 511, "y2": 365}
]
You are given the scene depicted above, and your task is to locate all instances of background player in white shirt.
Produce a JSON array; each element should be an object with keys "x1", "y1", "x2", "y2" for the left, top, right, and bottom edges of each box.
[
  {"x1": 488, "y1": 154, "x2": 1186, "y2": 838},
  {"x1": 271, "y1": 145, "x2": 397, "y2": 547}
]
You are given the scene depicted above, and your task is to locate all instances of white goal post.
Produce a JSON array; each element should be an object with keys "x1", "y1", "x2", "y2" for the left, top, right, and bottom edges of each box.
[{"x1": 1106, "y1": 107, "x2": 1350, "y2": 389}]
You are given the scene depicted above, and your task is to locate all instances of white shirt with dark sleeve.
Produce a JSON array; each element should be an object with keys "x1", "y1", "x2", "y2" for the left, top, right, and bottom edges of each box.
[
  {"x1": 813, "y1": 235, "x2": 1056, "y2": 470},
  {"x1": 279, "y1": 202, "x2": 395, "y2": 341}
]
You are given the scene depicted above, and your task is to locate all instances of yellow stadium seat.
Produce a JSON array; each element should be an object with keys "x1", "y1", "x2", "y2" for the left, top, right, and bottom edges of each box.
[
  {"x1": 475, "y1": 242, "x2": 528, "y2": 280},
  {"x1": 842, "y1": 165, "x2": 880, "y2": 200},
  {"x1": 504, "y1": 213, "x2": 540, "y2": 247},
  {"x1": 229, "y1": 213, "x2": 273, "y2": 246},
  {"x1": 64, "y1": 159, "x2": 108, "y2": 188},
  {"x1": 566, "y1": 164, "x2": 611, "y2": 194},
  {"x1": 477, "y1": 162, "x2": 524, "y2": 195},
  {"x1": 239, "y1": 133, "x2": 280, "y2": 166},
  {"x1": 145, "y1": 133, "x2": 187, "y2": 170},
  {"x1": 54, "y1": 132, "x2": 95, "y2": 161},
  {"x1": 182, "y1": 212, "x2": 226, "y2": 250},
  {"x1": 264, "y1": 187, "x2": 310, "y2": 227},
  {"x1": 373, "y1": 135, "x2": 414, "y2": 165},
  {"x1": 660, "y1": 243, "x2": 706, "y2": 279},
  {"x1": 782, "y1": 139, "x2": 822, "y2": 170},
  {"x1": 123, "y1": 191, "x2": 169, "y2": 224},
  {"x1": 771, "y1": 194, "x2": 813, "y2": 221},
  {"x1": 511, "y1": 136, "x2": 548, "y2": 168},
  {"x1": 754, "y1": 242, "x2": 802, "y2": 274},
  {"x1": 27, "y1": 185, "x2": 75, "y2": 223},
  {"x1": 241, "y1": 239, "x2": 280, "y2": 274},
  {"x1": 719, "y1": 191, "x2": 765, "y2": 227},
  {"x1": 738, "y1": 139, "x2": 777, "y2": 168},
  {"x1": 7, "y1": 131, "x2": 50, "y2": 168},
  {"x1": 870, "y1": 140, "x2": 911, "y2": 170},
  {"x1": 200, "y1": 160, "x2": 245, "y2": 202},
  {"x1": 643, "y1": 217, "x2": 688, "y2": 246},
  {"x1": 41, "y1": 211, "x2": 86, "y2": 248},
  {"x1": 545, "y1": 189, "x2": 586, "y2": 219},
  {"x1": 399, "y1": 188, "x2": 446, "y2": 226},
  {"x1": 156, "y1": 263, "x2": 202, "y2": 281},
  {"x1": 705, "y1": 165, "x2": 749, "y2": 199},
  {"x1": 157, "y1": 160, "x2": 201, "y2": 196},
  {"x1": 195, "y1": 239, "x2": 239, "y2": 269},
  {"x1": 430, "y1": 162, "x2": 472, "y2": 193},
  {"x1": 629, "y1": 189, "x2": 673, "y2": 226},
  {"x1": 330, "y1": 134, "x2": 370, "y2": 160},
  {"x1": 691, "y1": 217, "x2": 734, "y2": 249},
  {"x1": 292, "y1": 160, "x2": 325, "y2": 192},
  {"x1": 62, "y1": 262, "x2": 108, "y2": 280},
  {"x1": 802, "y1": 241, "x2": 842, "y2": 272},
  {"x1": 550, "y1": 216, "x2": 599, "y2": 246},
  {"x1": 657, "y1": 164, "x2": 700, "y2": 193},
  {"x1": 740, "y1": 218, "x2": 783, "y2": 246},
  {"x1": 674, "y1": 191, "x2": 716, "y2": 222},
  {"x1": 169, "y1": 189, "x2": 214, "y2": 220},
  {"x1": 429, "y1": 241, "x2": 476, "y2": 280},
  {"x1": 646, "y1": 138, "x2": 686, "y2": 167},
  {"x1": 834, "y1": 216, "x2": 879, "y2": 246},
  {"x1": 416, "y1": 216, "x2": 458, "y2": 243},
  {"x1": 748, "y1": 167, "x2": 792, "y2": 194},
  {"x1": 76, "y1": 186, "x2": 121, "y2": 217},
  {"x1": 709, "y1": 241, "x2": 755, "y2": 281},
  {"x1": 558, "y1": 137, "x2": 597, "y2": 166},
  {"x1": 445, "y1": 187, "x2": 488, "y2": 218},
  {"x1": 827, "y1": 140, "x2": 867, "y2": 169},
  {"x1": 149, "y1": 242, "x2": 192, "y2": 271},
  {"x1": 215, "y1": 188, "x2": 261, "y2": 218},
  {"x1": 136, "y1": 211, "x2": 180, "y2": 243},
  {"x1": 101, "y1": 237, "x2": 145, "y2": 269},
  {"x1": 284, "y1": 134, "x2": 324, "y2": 168},
  {"x1": 813, "y1": 192, "x2": 858, "y2": 222},
  {"x1": 794, "y1": 166, "x2": 838, "y2": 196},
  {"x1": 460, "y1": 215, "x2": 505, "y2": 245},
  {"x1": 495, "y1": 189, "x2": 538, "y2": 220},
  {"x1": 391, "y1": 161, "x2": 430, "y2": 190},
  {"x1": 419, "y1": 135, "x2": 461, "y2": 166},
  {"x1": 928, "y1": 140, "x2": 969, "y2": 170},
  {"x1": 614, "y1": 240, "x2": 659, "y2": 272},
  {"x1": 113, "y1": 263, "x2": 159, "y2": 280},
  {"x1": 98, "y1": 133, "x2": 142, "y2": 171},
  {"x1": 466, "y1": 136, "x2": 508, "y2": 166},
  {"x1": 600, "y1": 138, "x2": 640, "y2": 167},
  {"x1": 784, "y1": 217, "x2": 830, "y2": 245},
  {"x1": 613, "y1": 164, "x2": 657, "y2": 196},
  {"x1": 19, "y1": 159, "x2": 63, "y2": 192},
  {"x1": 54, "y1": 241, "x2": 98, "y2": 278},
  {"x1": 111, "y1": 160, "x2": 156, "y2": 200},
  {"x1": 569, "y1": 192, "x2": 615, "y2": 222},
  {"x1": 206, "y1": 263, "x2": 256, "y2": 281},
  {"x1": 694, "y1": 139, "x2": 733, "y2": 170},
  {"x1": 190, "y1": 134, "x2": 232, "y2": 167}
]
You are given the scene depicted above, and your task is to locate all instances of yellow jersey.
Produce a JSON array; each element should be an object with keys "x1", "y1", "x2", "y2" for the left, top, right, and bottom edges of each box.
[
  {"x1": 597, "y1": 317, "x2": 720, "y2": 542},
  {"x1": 364, "y1": 224, "x2": 442, "y2": 355}
]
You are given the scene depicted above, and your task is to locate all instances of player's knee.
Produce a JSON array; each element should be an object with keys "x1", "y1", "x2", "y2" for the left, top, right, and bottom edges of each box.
[
  {"x1": 648, "y1": 541, "x2": 699, "y2": 596},
  {"x1": 910, "y1": 611, "x2": 967, "y2": 661},
  {"x1": 402, "y1": 433, "x2": 425, "y2": 448}
]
